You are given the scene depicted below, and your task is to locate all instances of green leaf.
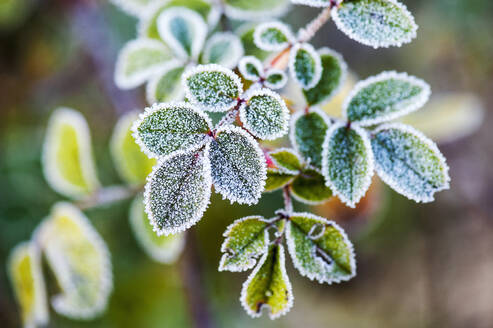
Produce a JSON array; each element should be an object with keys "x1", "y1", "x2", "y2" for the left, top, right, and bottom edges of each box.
[
  {"x1": 224, "y1": 0, "x2": 290, "y2": 20},
  {"x1": 264, "y1": 169, "x2": 296, "y2": 192},
  {"x1": 43, "y1": 108, "x2": 100, "y2": 199},
  {"x1": 286, "y1": 213, "x2": 356, "y2": 284},
  {"x1": 238, "y1": 56, "x2": 263, "y2": 81},
  {"x1": 264, "y1": 69, "x2": 288, "y2": 90},
  {"x1": 157, "y1": 7, "x2": 207, "y2": 60},
  {"x1": 209, "y1": 126, "x2": 266, "y2": 205},
  {"x1": 291, "y1": 0, "x2": 331, "y2": 7},
  {"x1": 332, "y1": 0, "x2": 418, "y2": 48},
  {"x1": 8, "y1": 242, "x2": 48, "y2": 328},
  {"x1": 291, "y1": 168, "x2": 333, "y2": 204},
  {"x1": 144, "y1": 149, "x2": 212, "y2": 235},
  {"x1": 133, "y1": 102, "x2": 212, "y2": 158},
  {"x1": 268, "y1": 148, "x2": 302, "y2": 174},
  {"x1": 239, "y1": 89, "x2": 290, "y2": 140},
  {"x1": 253, "y1": 21, "x2": 294, "y2": 51},
  {"x1": 219, "y1": 216, "x2": 270, "y2": 272},
  {"x1": 344, "y1": 71, "x2": 431, "y2": 126},
  {"x1": 322, "y1": 123, "x2": 374, "y2": 208},
  {"x1": 146, "y1": 62, "x2": 185, "y2": 104},
  {"x1": 130, "y1": 195, "x2": 185, "y2": 263},
  {"x1": 109, "y1": 0, "x2": 156, "y2": 17},
  {"x1": 240, "y1": 244, "x2": 293, "y2": 319},
  {"x1": 290, "y1": 108, "x2": 331, "y2": 169},
  {"x1": 183, "y1": 64, "x2": 243, "y2": 112},
  {"x1": 370, "y1": 123, "x2": 450, "y2": 202},
  {"x1": 237, "y1": 23, "x2": 270, "y2": 60},
  {"x1": 37, "y1": 203, "x2": 112, "y2": 319},
  {"x1": 202, "y1": 32, "x2": 244, "y2": 69},
  {"x1": 303, "y1": 47, "x2": 347, "y2": 106},
  {"x1": 110, "y1": 111, "x2": 157, "y2": 185},
  {"x1": 289, "y1": 43, "x2": 322, "y2": 89},
  {"x1": 115, "y1": 38, "x2": 174, "y2": 89}
]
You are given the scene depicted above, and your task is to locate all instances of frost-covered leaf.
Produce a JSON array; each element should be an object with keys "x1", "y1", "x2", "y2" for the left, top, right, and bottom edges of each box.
[
  {"x1": 332, "y1": 0, "x2": 418, "y2": 48},
  {"x1": 265, "y1": 69, "x2": 288, "y2": 90},
  {"x1": 115, "y1": 38, "x2": 174, "y2": 89},
  {"x1": 291, "y1": 0, "x2": 334, "y2": 7},
  {"x1": 371, "y1": 123, "x2": 450, "y2": 202},
  {"x1": 291, "y1": 168, "x2": 332, "y2": 204},
  {"x1": 183, "y1": 64, "x2": 243, "y2": 112},
  {"x1": 269, "y1": 148, "x2": 302, "y2": 174},
  {"x1": 286, "y1": 213, "x2": 356, "y2": 284},
  {"x1": 202, "y1": 32, "x2": 244, "y2": 69},
  {"x1": 322, "y1": 123, "x2": 374, "y2": 208},
  {"x1": 43, "y1": 108, "x2": 100, "y2": 199},
  {"x1": 240, "y1": 244, "x2": 293, "y2": 319},
  {"x1": 37, "y1": 203, "x2": 112, "y2": 319},
  {"x1": 8, "y1": 242, "x2": 48, "y2": 328},
  {"x1": 146, "y1": 62, "x2": 185, "y2": 104},
  {"x1": 265, "y1": 169, "x2": 296, "y2": 192},
  {"x1": 238, "y1": 56, "x2": 263, "y2": 81},
  {"x1": 344, "y1": 71, "x2": 431, "y2": 126},
  {"x1": 109, "y1": 0, "x2": 157, "y2": 17},
  {"x1": 303, "y1": 47, "x2": 347, "y2": 106},
  {"x1": 289, "y1": 43, "x2": 322, "y2": 90},
  {"x1": 219, "y1": 216, "x2": 270, "y2": 272},
  {"x1": 240, "y1": 89, "x2": 289, "y2": 140},
  {"x1": 157, "y1": 7, "x2": 207, "y2": 60},
  {"x1": 209, "y1": 126, "x2": 266, "y2": 205},
  {"x1": 237, "y1": 23, "x2": 271, "y2": 60},
  {"x1": 130, "y1": 195, "x2": 185, "y2": 263},
  {"x1": 144, "y1": 148, "x2": 212, "y2": 235},
  {"x1": 133, "y1": 102, "x2": 212, "y2": 159},
  {"x1": 290, "y1": 108, "x2": 331, "y2": 169},
  {"x1": 224, "y1": 0, "x2": 290, "y2": 21},
  {"x1": 110, "y1": 112, "x2": 157, "y2": 185},
  {"x1": 253, "y1": 22, "x2": 294, "y2": 51}
]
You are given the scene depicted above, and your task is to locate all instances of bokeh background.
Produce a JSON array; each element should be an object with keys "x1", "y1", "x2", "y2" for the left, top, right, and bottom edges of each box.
[{"x1": 1, "y1": 0, "x2": 492, "y2": 327}]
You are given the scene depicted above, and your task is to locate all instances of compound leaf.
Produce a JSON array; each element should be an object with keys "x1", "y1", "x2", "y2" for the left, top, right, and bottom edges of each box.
[
  {"x1": 344, "y1": 71, "x2": 431, "y2": 126},
  {"x1": 202, "y1": 32, "x2": 244, "y2": 69},
  {"x1": 268, "y1": 148, "x2": 302, "y2": 174},
  {"x1": 146, "y1": 62, "x2": 185, "y2": 104},
  {"x1": 224, "y1": 0, "x2": 290, "y2": 21},
  {"x1": 371, "y1": 123, "x2": 450, "y2": 202},
  {"x1": 291, "y1": 168, "x2": 332, "y2": 204},
  {"x1": 253, "y1": 21, "x2": 294, "y2": 51},
  {"x1": 289, "y1": 43, "x2": 322, "y2": 90},
  {"x1": 264, "y1": 169, "x2": 296, "y2": 192},
  {"x1": 286, "y1": 213, "x2": 356, "y2": 284}
]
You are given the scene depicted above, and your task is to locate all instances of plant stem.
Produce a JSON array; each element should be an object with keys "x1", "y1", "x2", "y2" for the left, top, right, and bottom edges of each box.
[
  {"x1": 283, "y1": 186, "x2": 293, "y2": 214},
  {"x1": 297, "y1": 6, "x2": 333, "y2": 43},
  {"x1": 216, "y1": 106, "x2": 239, "y2": 128}
]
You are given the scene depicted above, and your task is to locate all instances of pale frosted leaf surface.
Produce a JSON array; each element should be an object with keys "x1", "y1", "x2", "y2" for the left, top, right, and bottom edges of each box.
[
  {"x1": 291, "y1": 168, "x2": 332, "y2": 204},
  {"x1": 144, "y1": 149, "x2": 212, "y2": 235},
  {"x1": 157, "y1": 7, "x2": 207, "y2": 60},
  {"x1": 289, "y1": 43, "x2": 322, "y2": 90},
  {"x1": 238, "y1": 56, "x2": 263, "y2": 81},
  {"x1": 332, "y1": 0, "x2": 417, "y2": 48},
  {"x1": 110, "y1": 0, "x2": 156, "y2": 17},
  {"x1": 253, "y1": 22, "x2": 294, "y2": 51},
  {"x1": 290, "y1": 108, "x2": 331, "y2": 169},
  {"x1": 241, "y1": 244, "x2": 293, "y2": 319},
  {"x1": 286, "y1": 213, "x2": 356, "y2": 284},
  {"x1": 183, "y1": 64, "x2": 242, "y2": 112},
  {"x1": 8, "y1": 242, "x2": 48, "y2": 328},
  {"x1": 265, "y1": 69, "x2": 288, "y2": 90},
  {"x1": 133, "y1": 102, "x2": 212, "y2": 158},
  {"x1": 209, "y1": 126, "x2": 266, "y2": 205},
  {"x1": 115, "y1": 39, "x2": 174, "y2": 89},
  {"x1": 303, "y1": 48, "x2": 346, "y2": 106},
  {"x1": 38, "y1": 203, "x2": 112, "y2": 319},
  {"x1": 110, "y1": 111, "x2": 157, "y2": 185},
  {"x1": 240, "y1": 89, "x2": 289, "y2": 140},
  {"x1": 322, "y1": 123, "x2": 374, "y2": 208},
  {"x1": 219, "y1": 216, "x2": 270, "y2": 272},
  {"x1": 224, "y1": 0, "x2": 290, "y2": 21},
  {"x1": 291, "y1": 0, "x2": 333, "y2": 7},
  {"x1": 265, "y1": 169, "x2": 296, "y2": 192},
  {"x1": 146, "y1": 63, "x2": 185, "y2": 104},
  {"x1": 130, "y1": 195, "x2": 185, "y2": 263},
  {"x1": 43, "y1": 108, "x2": 100, "y2": 199},
  {"x1": 269, "y1": 148, "x2": 302, "y2": 174},
  {"x1": 371, "y1": 123, "x2": 450, "y2": 202},
  {"x1": 202, "y1": 32, "x2": 244, "y2": 69},
  {"x1": 344, "y1": 71, "x2": 430, "y2": 126}
]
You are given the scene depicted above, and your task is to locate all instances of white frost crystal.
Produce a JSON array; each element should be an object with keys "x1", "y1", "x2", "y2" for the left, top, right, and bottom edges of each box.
[
  {"x1": 264, "y1": 69, "x2": 288, "y2": 90},
  {"x1": 238, "y1": 56, "x2": 264, "y2": 81},
  {"x1": 289, "y1": 43, "x2": 323, "y2": 90},
  {"x1": 253, "y1": 21, "x2": 294, "y2": 51},
  {"x1": 291, "y1": 0, "x2": 335, "y2": 8}
]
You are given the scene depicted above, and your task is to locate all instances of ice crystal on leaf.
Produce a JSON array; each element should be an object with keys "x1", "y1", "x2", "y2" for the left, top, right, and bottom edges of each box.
[
  {"x1": 202, "y1": 32, "x2": 244, "y2": 69},
  {"x1": 146, "y1": 62, "x2": 185, "y2": 104},
  {"x1": 269, "y1": 148, "x2": 302, "y2": 175},
  {"x1": 238, "y1": 56, "x2": 263, "y2": 81},
  {"x1": 265, "y1": 169, "x2": 297, "y2": 192},
  {"x1": 223, "y1": 0, "x2": 291, "y2": 21},
  {"x1": 110, "y1": 0, "x2": 157, "y2": 17},
  {"x1": 253, "y1": 21, "x2": 294, "y2": 52},
  {"x1": 332, "y1": 0, "x2": 417, "y2": 48},
  {"x1": 219, "y1": 216, "x2": 270, "y2": 272},
  {"x1": 290, "y1": 0, "x2": 337, "y2": 8},
  {"x1": 289, "y1": 43, "x2": 323, "y2": 89},
  {"x1": 209, "y1": 126, "x2": 266, "y2": 205},
  {"x1": 132, "y1": 102, "x2": 212, "y2": 158},
  {"x1": 144, "y1": 149, "x2": 212, "y2": 236},
  {"x1": 322, "y1": 123, "x2": 374, "y2": 208},
  {"x1": 240, "y1": 244, "x2": 293, "y2": 319},
  {"x1": 344, "y1": 71, "x2": 430, "y2": 126},
  {"x1": 370, "y1": 123, "x2": 450, "y2": 202},
  {"x1": 264, "y1": 69, "x2": 288, "y2": 90},
  {"x1": 291, "y1": 168, "x2": 333, "y2": 205},
  {"x1": 286, "y1": 213, "x2": 356, "y2": 283}
]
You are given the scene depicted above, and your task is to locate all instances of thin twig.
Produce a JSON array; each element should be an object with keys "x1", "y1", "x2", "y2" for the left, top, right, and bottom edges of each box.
[
  {"x1": 297, "y1": 7, "x2": 333, "y2": 43},
  {"x1": 283, "y1": 186, "x2": 293, "y2": 214}
]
